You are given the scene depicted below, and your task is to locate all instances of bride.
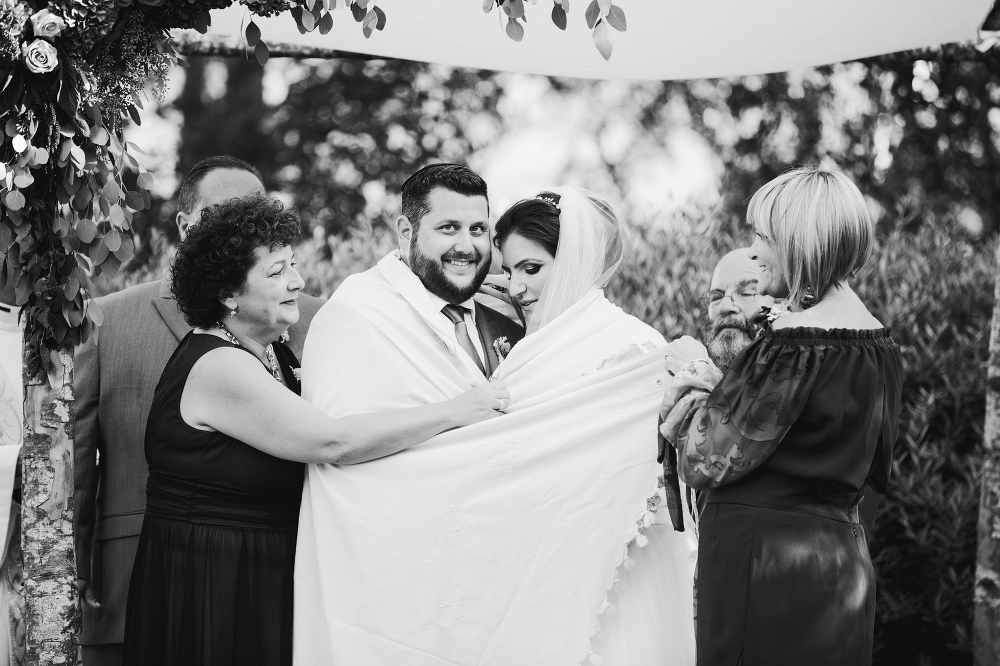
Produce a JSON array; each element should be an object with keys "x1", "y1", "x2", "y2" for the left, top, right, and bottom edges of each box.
[
  {"x1": 295, "y1": 186, "x2": 695, "y2": 665},
  {"x1": 493, "y1": 188, "x2": 696, "y2": 665}
]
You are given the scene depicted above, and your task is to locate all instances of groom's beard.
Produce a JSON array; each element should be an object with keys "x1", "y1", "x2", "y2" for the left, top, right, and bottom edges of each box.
[
  {"x1": 701, "y1": 313, "x2": 756, "y2": 370},
  {"x1": 410, "y1": 238, "x2": 491, "y2": 304}
]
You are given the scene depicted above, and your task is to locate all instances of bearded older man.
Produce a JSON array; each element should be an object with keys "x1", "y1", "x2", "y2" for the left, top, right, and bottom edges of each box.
[{"x1": 699, "y1": 248, "x2": 774, "y2": 370}]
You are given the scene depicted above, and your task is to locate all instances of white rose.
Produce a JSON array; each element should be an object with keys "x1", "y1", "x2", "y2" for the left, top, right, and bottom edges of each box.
[
  {"x1": 30, "y1": 9, "x2": 67, "y2": 38},
  {"x1": 22, "y1": 39, "x2": 58, "y2": 74}
]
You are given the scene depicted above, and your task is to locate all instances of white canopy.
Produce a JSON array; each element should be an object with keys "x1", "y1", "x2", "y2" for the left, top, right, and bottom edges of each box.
[{"x1": 204, "y1": 0, "x2": 995, "y2": 80}]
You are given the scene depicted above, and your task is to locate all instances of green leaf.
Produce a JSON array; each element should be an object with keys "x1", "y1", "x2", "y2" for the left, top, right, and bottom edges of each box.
[
  {"x1": 104, "y1": 228, "x2": 121, "y2": 252},
  {"x1": 507, "y1": 0, "x2": 525, "y2": 19},
  {"x1": 12, "y1": 170, "x2": 33, "y2": 188},
  {"x1": 482, "y1": 0, "x2": 494, "y2": 13},
  {"x1": 592, "y1": 20, "x2": 612, "y2": 60},
  {"x1": 506, "y1": 17, "x2": 524, "y2": 41},
  {"x1": 72, "y1": 184, "x2": 93, "y2": 211},
  {"x1": 30, "y1": 147, "x2": 49, "y2": 166},
  {"x1": 13, "y1": 273, "x2": 30, "y2": 306},
  {"x1": 100, "y1": 253, "x2": 122, "y2": 277},
  {"x1": 125, "y1": 190, "x2": 144, "y2": 210},
  {"x1": 70, "y1": 144, "x2": 86, "y2": 169},
  {"x1": 318, "y1": 12, "x2": 334, "y2": 35},
  {"x1": 362, "y1": 8, "x2": 378, "y2": 37},
  {"x1": 606, "y1": 5, "x2": 626, "y2": 31},
  {"x1": 113, "y1": 234, "x2": 134, "y2": 263},
  {"x1": 351, "y1": 1, "x2": 366, "y2": 21},
  {"x1": 597, "y1": 0, "x2": 611, "y2": 14},
  {"x1": 137, "y1": 171, "x2": 154, "y2": 190},
  {"x1": 102, "y1": 179, "x2": 122, "y2": 202},
  {"x1": 291, "y1": 7, "x2": 307, "y2": 34},
  {"x1": 90, "y1": 126, "x2": 109, "y2": 146},
  {"x1": 585, "y1": 0, "x2": 600, "y2": 29},
  {"x1": 255, "y1": 40, "x2": 270, "y2": 66},
  {"x1": 301, "y1": 9, "x2": 316, "y2": 31},
  {"x1": 53, "y1": 216, "x2": 70, "y2": 238},
  {"x1": 89, "y1": 236, "x2": 110, "y2": 266},
  {"x1": 109, "y1": 205, "x2": 126, "y2": 230},
  {"x1": 11, "y1": 135, "x2": 27, "y2": 154},
  {"x1": 374, "y1": 6, "x2": 386, "y2": 30},
  {"x1": 3, "y1": 191, "x2": 24, "y2": 211},
  {"x1": 86, "y1": 299, "x2": 104, "y2": 327},
  {"x1": 63, "y1": 276, "x2": 80, "y2": 301},
  {"x1": 193, "y1": 11, "x2": 211, "y2": 34},
  {"x1": 551, "y1": 3, "x2": 567, "y2": 30}
]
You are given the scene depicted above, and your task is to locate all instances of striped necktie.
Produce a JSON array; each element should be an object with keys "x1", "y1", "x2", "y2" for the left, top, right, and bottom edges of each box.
[{"x1": 441, "y1": 304, "x2": 486, "y2": 376}]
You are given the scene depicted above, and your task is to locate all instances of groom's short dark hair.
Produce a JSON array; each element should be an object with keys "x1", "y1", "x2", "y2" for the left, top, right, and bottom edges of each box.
[{"x1": 401, "y1": 163, "x2": 488, "y2": 230}]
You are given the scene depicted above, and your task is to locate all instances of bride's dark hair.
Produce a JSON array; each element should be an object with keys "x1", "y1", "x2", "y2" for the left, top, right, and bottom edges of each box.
[{"x1": 493, "y1": 195, "x2": 561, "y2": 257}]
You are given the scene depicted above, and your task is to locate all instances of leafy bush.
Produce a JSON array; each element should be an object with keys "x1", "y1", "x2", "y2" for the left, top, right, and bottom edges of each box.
[{"x1": 857, "y1": 227, "x2": 994, "y2": 666}]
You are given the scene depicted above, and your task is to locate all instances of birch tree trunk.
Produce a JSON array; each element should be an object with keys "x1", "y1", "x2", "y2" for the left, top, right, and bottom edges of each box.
[
  {"x1": 974, "y1": 242, "x2": 1000, "y2": 665},
  {"x1": 21, "y1": 341, "x2": 78, "y2": 666}
]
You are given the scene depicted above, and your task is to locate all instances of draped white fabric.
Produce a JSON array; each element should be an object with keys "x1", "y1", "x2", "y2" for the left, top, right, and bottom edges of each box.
[
  {"x1": 295, "y1": 250, "x2": 694, "y2": 664},
  {"x1": 203, "y1": 0, "x2": 994, "y2": 81}
]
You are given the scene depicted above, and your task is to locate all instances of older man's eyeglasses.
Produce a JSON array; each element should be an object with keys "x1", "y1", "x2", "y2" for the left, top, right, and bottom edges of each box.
[{"x1": 700, "y1": 287, "x2": 758, "y2": 310}]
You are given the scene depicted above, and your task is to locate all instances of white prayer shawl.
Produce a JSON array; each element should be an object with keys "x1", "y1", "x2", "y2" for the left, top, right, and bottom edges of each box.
[{"x1": 295, "y1": 252, "x2": 676, "y2": 665}]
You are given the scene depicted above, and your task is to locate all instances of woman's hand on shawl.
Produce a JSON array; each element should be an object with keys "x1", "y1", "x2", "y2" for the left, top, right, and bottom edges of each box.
[
  {"x1": 663, "y1": 336, "x2": 711, "y2": 378},
  {"x1": 448, "y1": 380, "x2": 511, "y2": 426}
]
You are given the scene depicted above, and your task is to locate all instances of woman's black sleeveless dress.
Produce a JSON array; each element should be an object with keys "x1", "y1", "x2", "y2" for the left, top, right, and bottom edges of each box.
[{"x1": 123, "y1": 333, "x2": 304, "y2": 666}]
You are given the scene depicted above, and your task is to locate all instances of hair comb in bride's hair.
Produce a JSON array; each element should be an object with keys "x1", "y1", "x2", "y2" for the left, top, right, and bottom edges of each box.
[{"x1": 535, "y1": 192, "x2": 561, "y2": 211}]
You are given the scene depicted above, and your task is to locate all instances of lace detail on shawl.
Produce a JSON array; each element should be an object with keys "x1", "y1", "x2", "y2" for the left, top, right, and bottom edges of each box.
[
  {"x1": 583, "y1": 341, "x2": 659, "y2": 376},
  {"x1": 416, "y1": 581, "x2": 472, "y2": 641},
  {"x1": 579, "y1": 477, "x2": 670, "y2": 665}
]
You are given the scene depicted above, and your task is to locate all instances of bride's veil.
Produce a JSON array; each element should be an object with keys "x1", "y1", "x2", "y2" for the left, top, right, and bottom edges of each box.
[{"x1": 527, "y1": 186, "x2": 625, "y2": 334}]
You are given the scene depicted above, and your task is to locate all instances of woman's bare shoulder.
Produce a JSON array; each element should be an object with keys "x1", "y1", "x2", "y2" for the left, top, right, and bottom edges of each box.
[{"x1": 772, "y1": 298, "x2": 883, "y2": 331}]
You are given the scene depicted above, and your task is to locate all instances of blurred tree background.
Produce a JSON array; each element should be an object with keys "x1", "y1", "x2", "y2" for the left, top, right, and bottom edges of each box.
[{"x1": 108, "y1": 8, "x2": 1000, "y2": 661}]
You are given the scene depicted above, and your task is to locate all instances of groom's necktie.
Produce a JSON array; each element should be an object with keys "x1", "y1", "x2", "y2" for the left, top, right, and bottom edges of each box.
[{"x1": 441, "y1": 304, "x2": 486, "y2": 376}]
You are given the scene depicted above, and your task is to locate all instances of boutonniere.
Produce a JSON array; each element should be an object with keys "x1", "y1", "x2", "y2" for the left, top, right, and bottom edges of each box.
[
  {"x1": 292, "y1": 368, "x2": 302, "y2": 382},
  {"x1": 493, "y1": 336, "x2": 511, "y2": 360}
]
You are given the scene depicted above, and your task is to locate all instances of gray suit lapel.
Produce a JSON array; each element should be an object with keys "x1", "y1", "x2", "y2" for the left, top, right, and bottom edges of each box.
[{"x1": 151, "y1": 279, "x2": 190, "y2": 343}]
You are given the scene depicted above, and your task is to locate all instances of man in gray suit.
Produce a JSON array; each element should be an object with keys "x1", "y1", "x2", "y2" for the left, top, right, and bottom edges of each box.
[{"x1": 74, "y1": 156, "x2": 324, "y2": 666}]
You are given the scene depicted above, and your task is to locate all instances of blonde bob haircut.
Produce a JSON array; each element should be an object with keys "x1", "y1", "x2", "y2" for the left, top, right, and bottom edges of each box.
[{"x1": 747, "y1": 165, "x2": 874, "y2": 306}]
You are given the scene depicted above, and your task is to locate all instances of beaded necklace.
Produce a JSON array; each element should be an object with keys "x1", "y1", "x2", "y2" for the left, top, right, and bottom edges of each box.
[{"x1": 217, "y1": 322, "x2": 282, "y2": 382}]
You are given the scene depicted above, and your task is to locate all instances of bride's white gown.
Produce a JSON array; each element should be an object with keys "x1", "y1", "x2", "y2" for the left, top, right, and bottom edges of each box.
[{"x1": 588, "y1": 520, "x2": 697, "y2": 665}]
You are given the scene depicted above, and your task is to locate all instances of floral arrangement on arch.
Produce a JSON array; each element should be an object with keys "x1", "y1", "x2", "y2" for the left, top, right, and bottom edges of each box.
[{"x1": 0, "y1": 0, "x2": 386, "y2": 375}]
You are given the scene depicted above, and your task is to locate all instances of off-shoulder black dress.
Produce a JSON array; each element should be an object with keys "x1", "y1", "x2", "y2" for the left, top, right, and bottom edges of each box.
[
  {"x1": 694, "y1": 327, "x2": 902, "y2": 666},
  {"x1": 122, "y1": 333, "x2": 304, "y2": 666}
]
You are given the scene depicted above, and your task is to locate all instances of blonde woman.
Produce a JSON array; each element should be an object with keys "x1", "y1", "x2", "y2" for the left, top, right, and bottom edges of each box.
[{"x1": 661, "y1": 166, "x2": 902, "y2": 666}]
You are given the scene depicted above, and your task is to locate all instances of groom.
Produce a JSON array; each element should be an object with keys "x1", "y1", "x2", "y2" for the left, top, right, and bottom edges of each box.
[
  {"x1": 295, "y1": 163, "x2": 523, "y2": 662},
  {"x1": 301, "y1": 162, "x2": 522, "y2": 393}
]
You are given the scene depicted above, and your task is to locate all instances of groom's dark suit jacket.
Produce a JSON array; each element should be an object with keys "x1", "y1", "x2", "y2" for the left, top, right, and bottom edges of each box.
[
  {"x1": 471, "y1": 301, "x2": 524, "y2": 376},
  {"x1": 73, "y1": 278, "x2": 324, "y2": 647}
]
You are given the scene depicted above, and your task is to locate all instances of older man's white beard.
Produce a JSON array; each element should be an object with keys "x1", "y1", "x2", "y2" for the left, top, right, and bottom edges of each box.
[{"x1": 707, "y1": 327, "x2": 755, "y2": 370}]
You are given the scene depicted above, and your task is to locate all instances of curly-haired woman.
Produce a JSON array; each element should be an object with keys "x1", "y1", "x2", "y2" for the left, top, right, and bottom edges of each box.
[{"x1": 122, "y1": 194, "x2": 508, "y2": 666}]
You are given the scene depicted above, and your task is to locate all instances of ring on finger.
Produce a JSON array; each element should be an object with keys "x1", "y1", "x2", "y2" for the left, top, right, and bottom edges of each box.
[{"x1": 496, "y1": 398, "x2": 508, "y2": 411}]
